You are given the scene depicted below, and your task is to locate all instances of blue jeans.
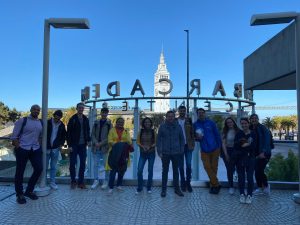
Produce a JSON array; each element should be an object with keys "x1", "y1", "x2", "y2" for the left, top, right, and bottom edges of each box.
[
  {"x1": 69, "y1": 144, "x2": 87, "y2": 184},
  {"x1": 46, "y1": 148, "x2": 60, "y2": 183},
  {"x1": 137, "y1": 151, "x2": 156, "y2": 191},
  {"x1": 93, "y1": 151, "x2": 109, "y2": 181},
  {"x1": 179, "y1": 145, "x2": 193, "y2": 185},
  {"x1": 237, "y1": 156, "x2": 255, "y2": 196}
]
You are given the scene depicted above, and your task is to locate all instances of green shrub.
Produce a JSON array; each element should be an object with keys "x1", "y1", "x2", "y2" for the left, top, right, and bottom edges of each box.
[
  {"x1": 267, "y1": 150, "x2": 299, "y2": 182},
  {"x1": 56, "y1": 169, "x2": 61, "y2": 177}
]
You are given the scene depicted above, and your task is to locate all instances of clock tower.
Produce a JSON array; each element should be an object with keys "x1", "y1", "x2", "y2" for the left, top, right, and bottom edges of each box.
[{"x1": 154, "y1": 50, "x2": 170, "y2": 112}]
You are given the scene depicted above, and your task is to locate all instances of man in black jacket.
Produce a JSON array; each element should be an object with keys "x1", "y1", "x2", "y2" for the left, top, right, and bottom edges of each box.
[
  {"x1": 46, "y1": 110, "x2": 66, "y2": 190},
  {"x1": 67, "y1": 103, "x2": 91, "y2": 189},
  {"x1": 250, "y1": 114, "x2": 272, "y2": 196}
]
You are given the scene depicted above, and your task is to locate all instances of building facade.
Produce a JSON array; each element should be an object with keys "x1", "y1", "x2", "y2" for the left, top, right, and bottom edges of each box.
[{"x1": 154, "y1": 51, "x2": 170, "y2": 113}]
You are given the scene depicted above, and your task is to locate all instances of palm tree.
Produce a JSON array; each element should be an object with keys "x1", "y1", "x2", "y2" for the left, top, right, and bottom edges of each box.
[
  {"x1": 289, "y1": 115, "x2": 297, "y2": 133},
  {"x1": 284, "y1": 117, "x2": 296, "y2": 138},
  {"x1": 273, "y1": 116, "x2": 283, "y2": 140},
  {"x1": 262, "y1": 117, "x2": 276, "y2": 130}
]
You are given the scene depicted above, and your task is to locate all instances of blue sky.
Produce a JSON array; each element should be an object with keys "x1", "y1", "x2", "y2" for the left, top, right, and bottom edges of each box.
[{"x1": 0, "y1": 0, "x2": 299, "y2": 119}]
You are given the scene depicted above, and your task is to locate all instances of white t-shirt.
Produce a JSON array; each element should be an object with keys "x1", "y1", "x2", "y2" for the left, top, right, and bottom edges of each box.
[
  {"x1": 178, "y1": 118, "x2": 186, "y2": 144},
  {"x1": 50, "y1": 118, "x2": 61, "y2": 147}
]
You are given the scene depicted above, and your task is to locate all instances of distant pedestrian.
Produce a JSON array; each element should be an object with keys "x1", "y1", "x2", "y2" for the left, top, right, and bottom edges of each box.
[
  {"x1": 11, "y1": 104, "x2": 43, "y2": 204},
  {"x1": 157, "y1": 110, "x2": 185, "y2": 197},
  {"x1": 106, "y1": 117, "x2": 133, "y2": 194},
  {"x1": 221, "y1": 117, "x2": 240, "y2": 195},
  {"x1": 91, "y1": 107, "x2": 112, "y2": 190},
  {"x1": 67, "y1": 103, "x2": 91, "y2": 189},
  {"x1": 136, "y1": 117, "x2": 156, "y2": 194},
  {"x1": 46, "y1": 110, "x2": 66, "y2": 190},
  {"x1": 193, "y1": 108, "x2": 222, "y2": 194},
  {"x1": 234, "y1": 118, "x2": 256, "y2": 204},
  {"x1": 250, "y1": 114, "x2": 272, "y2": 196},
  {"x1": 177, "y1": 105, "x2": 195, "y2": 192}
]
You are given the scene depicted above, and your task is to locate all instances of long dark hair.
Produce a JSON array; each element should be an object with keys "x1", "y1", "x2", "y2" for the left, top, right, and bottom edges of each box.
[
  {"x1": 222, "y1": 117, "x2": 239, "y2": 138},
  {"x1": 140, "y1": 117, "x2": 155, "y2": 144}
]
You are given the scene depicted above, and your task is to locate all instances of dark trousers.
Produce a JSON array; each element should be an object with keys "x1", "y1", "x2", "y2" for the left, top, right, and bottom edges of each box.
[
  {"x1": 108, "y1": 169, "x2": 125, "y2": 189},
  {"x1": 69, "y1": 144, "x2": 87, "y2": 184},
  {"x1": 221, "y1": 147, "x2": 236, "y2": 187},
  {"x1": 14, "y1": 147, "x2": 43, "y2": 196},
  {"x1": 161, "y1": 154, "x2": 180, "y2": 191},
  {"x1": 237, "y1": 156, "x2": 255, "y2": 196},
  {"x1": 255, "y1": 157, "x2": 270, "y2": 188},
  {"x1": 179, "y1": 145, "x2": 193, "y2": 185},
  {"x1": 137, "y1": 151, "x2": 156, "y2": 191}
]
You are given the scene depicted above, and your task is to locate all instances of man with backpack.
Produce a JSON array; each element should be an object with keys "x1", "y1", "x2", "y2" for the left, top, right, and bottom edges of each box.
[
  {"x1": 11, "y1": 104, "x2": 43, "y2": 204},
  {"x1": 250, "y1": 113, "x2": 273, "y2": 196},
  {"x1": 91, "y1": 107, "x2": 112, "y2": 190}
]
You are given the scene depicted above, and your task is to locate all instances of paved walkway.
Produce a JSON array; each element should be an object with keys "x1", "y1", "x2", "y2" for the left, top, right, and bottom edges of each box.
[{"x1": 0, "y1": 183, "x2": 299, "y2": 225}]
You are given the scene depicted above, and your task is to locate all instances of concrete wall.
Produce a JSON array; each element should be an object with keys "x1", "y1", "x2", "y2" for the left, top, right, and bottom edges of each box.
[{"x1": 244, "y1": 23, "x2": 296, "y2": 90}]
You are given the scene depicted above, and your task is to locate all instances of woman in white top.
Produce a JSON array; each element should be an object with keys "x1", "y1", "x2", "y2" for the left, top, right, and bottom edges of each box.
[{"x1": 221, "y1": 117, "x2": 240, "y2": 194}]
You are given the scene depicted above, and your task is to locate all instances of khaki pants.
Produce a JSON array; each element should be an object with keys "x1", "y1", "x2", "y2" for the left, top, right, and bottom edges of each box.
[{"x1": 201, "y1": 149, "x2": 220, "y2": 187}]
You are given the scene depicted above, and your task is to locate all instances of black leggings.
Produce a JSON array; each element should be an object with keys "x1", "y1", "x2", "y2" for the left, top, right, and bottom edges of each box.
[{"x1": 255, "y1": 157, "x2": 270, "y2": 188}]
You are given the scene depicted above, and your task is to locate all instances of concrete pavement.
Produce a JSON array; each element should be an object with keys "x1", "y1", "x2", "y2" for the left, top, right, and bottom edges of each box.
[{"x1": 0, "y1": 183, "x2": 299, "y2": 225}]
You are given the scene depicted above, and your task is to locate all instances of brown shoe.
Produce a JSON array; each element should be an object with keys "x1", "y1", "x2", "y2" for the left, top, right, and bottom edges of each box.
[
  {"x1": 70, "y1": 182, "x2": 77, "y2": 189},
  {"x1": 78, "y1": 183, "x2": 87, "y2": 189}
]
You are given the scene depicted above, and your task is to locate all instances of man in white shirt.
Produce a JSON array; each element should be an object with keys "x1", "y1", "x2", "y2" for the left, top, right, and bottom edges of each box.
[{"x1": 177, "y1": 106, "x2": 195, "y2": 192}]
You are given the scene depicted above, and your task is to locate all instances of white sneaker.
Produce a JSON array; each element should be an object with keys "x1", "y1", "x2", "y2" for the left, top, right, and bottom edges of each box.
[
  {"x1": 253, "y1": 188, "x2": 264, "y2": 195},
  {"x1": 108, "y1": 188, "x2": 113, "y2": 194},
  {"x1": 91, "y1": 180, "x2": 99, "y2": 190},
  {"x1": 228, "y1": 188, "x2": 235, "y2": 195},
  {"x1": 116, "y1": 186, "x2": 124, "y2": 192},
  {"x1": 245, "y1": 195, "x2": 252, "y2": 204},
  {"x1": 50, "y1": 182, "x2": 58, "y2": 190},
  {"x1": 263, "y1": 185, "x2": 271, "y2": 195},
  {"x1": 233, "y1": 173, "x2": 238, "y2": 182},
  {"x1": 240, "y1": 194, "x2": 246, "y2": 204},
  {"x1": 101, "y1": 181, "x2": 108, "y2": 190},
  {"x1": 147, "y1": 190, "x2": 152, "y2": 194},
  {"x1": 135, "y1": 190, "x2": 141, "y2": 195}
]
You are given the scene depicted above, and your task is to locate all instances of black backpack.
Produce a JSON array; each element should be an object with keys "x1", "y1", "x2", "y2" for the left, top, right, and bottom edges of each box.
[{"x1": 108, "y1": 142, "x2": 130, "y2": 172}]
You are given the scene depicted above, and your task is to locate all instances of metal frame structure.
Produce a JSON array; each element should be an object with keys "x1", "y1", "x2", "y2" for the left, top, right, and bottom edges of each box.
[{"x1": 84, "y1": 95, "x2": 255, "y2": 181}]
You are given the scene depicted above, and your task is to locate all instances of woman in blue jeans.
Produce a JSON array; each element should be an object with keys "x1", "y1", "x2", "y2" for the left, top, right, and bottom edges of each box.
[{"x1": 136, "y1": 117, "x2": 156, "y2": 194}]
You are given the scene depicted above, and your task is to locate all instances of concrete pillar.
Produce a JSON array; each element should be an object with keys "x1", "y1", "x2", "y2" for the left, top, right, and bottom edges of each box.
[
  {"x1": 192, "y1": 99, "x2": 199, "y2": 180},
  {"x1": 132, "y1": 99, "x2": 140, "y2": 179}
]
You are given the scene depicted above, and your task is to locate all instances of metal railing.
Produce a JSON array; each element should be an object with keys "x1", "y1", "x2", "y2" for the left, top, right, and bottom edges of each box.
[{"x1": 0, "y1": 137, "x2": 298, "y2": 188}]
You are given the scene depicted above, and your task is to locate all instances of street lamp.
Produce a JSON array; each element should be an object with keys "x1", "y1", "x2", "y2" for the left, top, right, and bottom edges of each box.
[
  {"x1": 184, "y1": 30, "x2": 190, "y2": 114},
  {"x1": 37, "y1": 18, "x2": 90, "y2": 196},
  {"x1": 251, "y1": 12, "x2": 300, "y2": 204}
]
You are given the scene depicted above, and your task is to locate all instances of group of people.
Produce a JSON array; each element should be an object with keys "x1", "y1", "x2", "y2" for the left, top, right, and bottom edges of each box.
[
  {"x1": 11, "y1": 103, "x2": 272, "y2": 205},
  {"x1": 220, "y1": 114, "x2": 272, "y2": 204}
]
